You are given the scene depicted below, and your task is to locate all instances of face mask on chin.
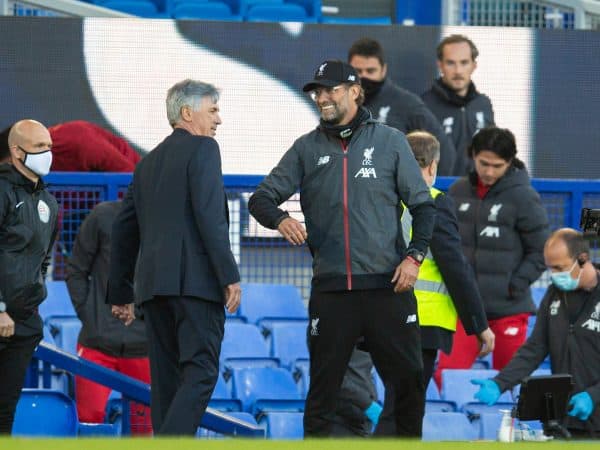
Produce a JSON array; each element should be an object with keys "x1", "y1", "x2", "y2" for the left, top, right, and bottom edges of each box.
[
  {"x1": 550, "y1": 260, "x2": 581, "y2": 291},
  {"x1": 19, "y1": 147, "x2": 53, "y2": 177}
]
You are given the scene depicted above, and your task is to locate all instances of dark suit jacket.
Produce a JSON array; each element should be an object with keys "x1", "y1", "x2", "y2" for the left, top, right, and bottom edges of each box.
[{"x1": 107, "y1": 128, "x2": 240, "y2": 305}]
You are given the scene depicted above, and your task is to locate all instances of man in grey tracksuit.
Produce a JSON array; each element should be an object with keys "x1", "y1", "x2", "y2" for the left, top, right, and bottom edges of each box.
[{"x1": 249, "y1": 60, "x2": 435, "y2": 438}]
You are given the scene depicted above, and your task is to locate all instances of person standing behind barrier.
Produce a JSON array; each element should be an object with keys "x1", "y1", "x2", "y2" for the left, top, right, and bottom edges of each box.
[
  {"x1": 375, "y1": 130, "x2": 494, "y2": 433},
  {"x1": 0, "y1": 120, "x2": 59, "y2": 434},
  {"x1": 434, "y1": 126, "x2": 549, "y2": 389},
  {"x1": 249, "y1": 60, "x2": 436, "y2": 438},
  {"x1": 347, "y1": 37, "x2": 457, "y2": 176},
  {"x1": 107, "y1": 79, "x2": 241, "y2": 436},
  {"x1": 422, "y1": 34, "x2": 495, "y2": 176},
  {"x1": 473, "y1": 229, "x2": 600, "y2": 439},
  {"x1": 66, "y1": 200, "x2": 151, "y2": 434}
]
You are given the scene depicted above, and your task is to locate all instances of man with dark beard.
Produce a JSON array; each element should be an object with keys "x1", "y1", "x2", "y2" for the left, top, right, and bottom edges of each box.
[
  {"x1": 422, "y1": 34, "x2": 495, "y2": 176},
  {"x1": 348, "y1": 37, "x2": 456, "y2": 176},
  {"x1": 249, "y1": 60, "x2": 435, "y2": 438}
]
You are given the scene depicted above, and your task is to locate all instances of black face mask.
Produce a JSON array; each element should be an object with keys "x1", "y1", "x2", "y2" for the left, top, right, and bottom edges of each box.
[{"x1": 360, "y1": 77, "x2": 385, "y2": 102}]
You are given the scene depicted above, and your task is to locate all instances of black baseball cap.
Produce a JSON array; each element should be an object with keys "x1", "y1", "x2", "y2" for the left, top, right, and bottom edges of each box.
[{"x1": 302, "y1": 60, "x2": 360, "y2": 92}]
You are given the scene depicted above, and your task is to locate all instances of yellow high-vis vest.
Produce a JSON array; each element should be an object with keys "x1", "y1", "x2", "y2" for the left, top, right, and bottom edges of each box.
[{"x1": 401, "y1": 187, "x2": 457, "y2": 331}]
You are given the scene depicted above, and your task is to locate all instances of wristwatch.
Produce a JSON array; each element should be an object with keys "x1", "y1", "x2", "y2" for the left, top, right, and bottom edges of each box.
[
  {"x1": 406, "y1": 248, "x2": 425, "y2": 264},
  {"x1": 0, "y1": 301, "x2": 6, "y2": 314}
]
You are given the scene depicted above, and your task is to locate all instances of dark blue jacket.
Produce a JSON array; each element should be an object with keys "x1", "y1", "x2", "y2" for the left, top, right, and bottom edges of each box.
[{"x1": 108, "y1": 128, "x2": 240, "y2": 305}]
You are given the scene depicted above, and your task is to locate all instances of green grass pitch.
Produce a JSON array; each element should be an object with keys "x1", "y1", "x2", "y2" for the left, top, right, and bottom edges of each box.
[{"x1": 0, "y1": 439, "x2": 595, "y2": 449}]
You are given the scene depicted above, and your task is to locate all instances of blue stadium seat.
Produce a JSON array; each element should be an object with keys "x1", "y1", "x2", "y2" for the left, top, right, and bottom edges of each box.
[
  {"x1": 209, "y1": 374, "x2": 242, "y2": 411},
  {"x1": 462, "y1": 401, "x2": 516, "y2": 417},
  {"x1": 197, "y1": 411, "x2": 258, "y2": 438},
  {"x1": 266, "y1": 321, "x2": 308, "y2": 368},
  {"x1": 101, "y1": 0, "x2": 161, "y2": 16},
  {"x1": 221, "y1": 322, "x2": 279, "y2": 369},
  {"x1": 320, "y1": 16, "x2": 392, "y2": 25},
  {"x1": 285, "y1": 0, "x2": 320, "y2": 20},
  {"x1": 246, "y1": 3, "x2": 311, "y2": 22},
  {"x1": 292, "y1": 358, "x2": 309, "y2": 397},
  {"x1": 426, "y1": 400, "x2": 457, "y2": 413},
  {"x1": 422, "y1": 412, "x2": 479, "y2": 441},
  {"x1": 372, "y1": 369, "x2": 384, "y2": 404},
  {"x1": 259, "y1": 411, "x2": 303, "y2": 439},
  {"x1": 13, "y1": 389, "x2": 78, "y2": 437},
  {"x1": 47, "y1": 317, "x2": 82, "y2": 355},
  {"x1": 221, "y1": 0, "x2": 281, "y2": 16},
  {"x1": 38, "y1": 280, "x2": 76, "y2": 322},
  {"x1": 231, "y1": 367, "x2": 303, "y2": 413},
  {"x1": 531, "y1": 287, "x2": 546, "y2": 307},
  {"x1": 527, "y1": 315, "x2": 536, "y2": 337},
  {"x1": 239, "y1": 283, "x2": 307, "y2": 325},
  {"x1": 426, "y1": 378, "x2": 440, "y2": 400},
  {"x1": 441, "y1": 369, "x2": 513, "y2": 409},
  {"x1": 172, "y1": 1, "x2": 242, "y2": 20},
  {"x1": 477, "y1": 412, "x2": 503, "y2": 440},
  {"x1": 78, "y1": 423, "x2": 119, "y2": 436}
]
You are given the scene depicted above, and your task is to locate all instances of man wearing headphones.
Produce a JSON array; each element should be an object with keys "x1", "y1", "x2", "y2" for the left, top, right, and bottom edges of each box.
[{"x1": 473, "y1": 228, "x2": 600, "y2": 438}]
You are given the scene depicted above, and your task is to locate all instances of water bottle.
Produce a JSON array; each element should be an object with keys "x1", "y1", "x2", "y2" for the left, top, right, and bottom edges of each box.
[{"x1": 497, "y1": 409, "x2": 514, "y2": 442}]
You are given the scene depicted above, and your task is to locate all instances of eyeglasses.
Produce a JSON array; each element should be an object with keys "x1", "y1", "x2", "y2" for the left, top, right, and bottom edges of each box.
[{"x1": 309, "y1": 84, "x2": 346, "y2": 102}]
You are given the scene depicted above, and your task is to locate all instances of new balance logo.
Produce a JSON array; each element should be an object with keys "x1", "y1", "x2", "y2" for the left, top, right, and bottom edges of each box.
[
  {"x1": 458, "y1": 203, "x2": 470, "y2": 212},
  {"x1": 310, "y1": 318, "x2": 319, "y2": 336},
  {"x1": 503, "y1": 327, "x2": 519, "y2": 336},
  {"x1": 317, "y1": 155, "x2": 330, "y2": 166},
  {"x1": 406, "y1": 314, "x2": 417, "y2": 324},
  {"x1": 15, "y1": 201, "x2": 24, "y2": 209},
  {"x1": 355, "y1": 168, "x2": 377, "y2": 178},
  {"x1": 480, "y1": 226, "x2": 500, "y2": 238}
]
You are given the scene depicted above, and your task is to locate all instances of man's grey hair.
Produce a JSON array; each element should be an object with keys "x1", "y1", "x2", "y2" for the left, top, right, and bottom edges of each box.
[{"x1": 166, "y1": 79, "x2": 220, "y2": 127}]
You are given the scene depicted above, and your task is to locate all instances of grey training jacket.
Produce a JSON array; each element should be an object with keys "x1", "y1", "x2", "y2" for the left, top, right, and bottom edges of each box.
[{"x1": 249, "y1": 115, "x2": 435, "y2": 292}]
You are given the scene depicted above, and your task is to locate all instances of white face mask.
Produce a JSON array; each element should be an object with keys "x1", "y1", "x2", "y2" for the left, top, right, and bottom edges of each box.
[{"x1": 20, "y1": 147, "x2": 53, "y2": 177}]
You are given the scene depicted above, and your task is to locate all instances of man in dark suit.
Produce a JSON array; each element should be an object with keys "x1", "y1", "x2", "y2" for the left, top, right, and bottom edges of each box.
[{"x1": 108, "y1": 79, "x2": 241, "y2": 436}]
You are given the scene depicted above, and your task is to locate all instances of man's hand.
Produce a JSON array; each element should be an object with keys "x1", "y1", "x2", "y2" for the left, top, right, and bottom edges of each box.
[
  {"x1": 471, "y1": 379, "x2": 501, "y2": 405},
  {"x1": 111, "y1": 304, "x2": 135, "y2": 326},
  {"x1": 568, "y1": 392, "x2": 594, "y2": 421},
  {"x1": 0, "y1": 312, "x2": 15, "y2": 338},
  {"x1": 391, "y1": 258, "x2": 419, "y2": 293},
  {"x1": 224, "y1": 282, "x2": 242, "y2": 314},
  {"x1": 477, "y1": 327, "x2": 495, "y2": 357},
  {"x1": 277, "y1": 217, "x2": 307, "y2": 246}
]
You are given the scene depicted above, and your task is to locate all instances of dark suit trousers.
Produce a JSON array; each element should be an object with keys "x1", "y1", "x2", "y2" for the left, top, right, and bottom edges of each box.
[
  {"x1": 0, "y1": 332, "x2": 42, "y2": 434},
  {"x1": 143, "y1": 296, "x2": 224, "y2": 436}
]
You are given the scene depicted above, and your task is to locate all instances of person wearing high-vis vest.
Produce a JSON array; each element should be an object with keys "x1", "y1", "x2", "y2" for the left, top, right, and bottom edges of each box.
[{"x1": 376, "y1": 131, "x2": 494, "y2": 434}]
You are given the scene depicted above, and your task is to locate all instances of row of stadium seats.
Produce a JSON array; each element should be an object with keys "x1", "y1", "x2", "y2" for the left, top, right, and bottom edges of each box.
[
  {"x1": 88, "y1": 0, "x2": 392, "y2": 22},
  {"x1": 40, "y1": 281, "x2": 307, "y2": 326},
  {"x1": 14, "y1": 388, "x2": 542, "y2": 440}
]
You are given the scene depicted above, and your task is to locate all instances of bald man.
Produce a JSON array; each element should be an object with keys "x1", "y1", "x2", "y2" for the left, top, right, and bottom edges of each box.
[
  {"x1": 472, "y1": 228, "x2": 600, "y2": 438},
  {"x1": 0, "y1": 120, "x2": 59, "y2": 434}
]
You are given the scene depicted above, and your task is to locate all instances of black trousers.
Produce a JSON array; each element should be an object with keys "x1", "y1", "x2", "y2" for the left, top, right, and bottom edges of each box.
[
  {"x1": 303, "y1": 288, "x2": 424, "y2": 438},
  {"x1": 377, "y1": 348, "x2": 438, "y2": 435},
  {"x1": 0, "y1": 332, "x2": 42, "y2": 434},
  {"x1": 142, "y1": 296, "x2": 224, "y2": 436}
]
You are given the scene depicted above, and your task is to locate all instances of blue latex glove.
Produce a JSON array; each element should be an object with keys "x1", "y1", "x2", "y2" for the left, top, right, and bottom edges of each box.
[
  {"x1": 364, "y1": 401, "x2": 383, "y2": 425},
  {"x1": 471, "y1": 379, "x2": 501, "y2": 405},
  {"x1": 568, "y1": 392, "x2": 594, "y2": 421}
]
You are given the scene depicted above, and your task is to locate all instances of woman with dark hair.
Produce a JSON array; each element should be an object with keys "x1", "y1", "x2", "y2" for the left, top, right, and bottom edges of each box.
[{"x1": 433, "y1": 126, "x2": 549, "y2": 389}]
